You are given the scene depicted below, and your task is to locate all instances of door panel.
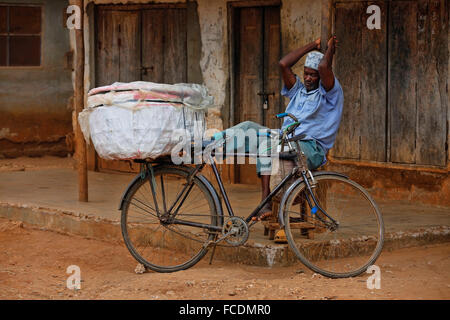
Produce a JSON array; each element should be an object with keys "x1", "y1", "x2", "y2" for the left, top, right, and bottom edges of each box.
[
  {"x1": 234, "y1": 6, "x2": 281, "y2": 184},
  {"x1": 141, "y1": 8, "x2": 187, "y2": 83},
  {"x1": 96, "y1": 9, "x2": 120, "y2": 86},
  {"x1": 389, "y1": 1, "x2": 418, "y2": 164},
  {"x1": 141, "y1": 9, "x2": 165, "y2": 82},
  {"x1": 95, "y1": 6, "x2": 187, "y2": 173},
  {"x1": 264, "y1": 6, "x2": 282, "y2": 129},
  {"x1": 361, "y1": 1, "x2": 387, "y2": 162},
  {"x1": 334, "y1": 2, "x2": 363, "y2": 160},
  {"x1": 164, "y1": 9, "x2": 187, "y2": 83},
  {"x1": 117, "y1": 12, "x2": 141, "y2": 82},
  {"x1": 416, "y1": 0, "x2": 448, "y2": 166},
  {"x1": 236, "y1": 7, "x2": 264, "y2": 185},
  {"x1": 96, "y1": 10, "x2": 140, "y2": 85},
  {"x1": 237, "y1": 7, "x2": 264, "y2": 125}
]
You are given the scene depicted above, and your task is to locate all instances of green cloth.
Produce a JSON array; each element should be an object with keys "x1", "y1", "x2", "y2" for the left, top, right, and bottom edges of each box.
[{"x1": 214, "y1": 121, "x2": 325, "y2": 174}]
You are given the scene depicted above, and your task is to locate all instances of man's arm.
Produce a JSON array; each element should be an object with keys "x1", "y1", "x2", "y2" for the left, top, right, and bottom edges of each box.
[
  {"x1": 279, "y1": 39, "x2": 320, "y2": 90},
  {"x1": 318, "y1": 36, "x2": 338, "y2": 92}
]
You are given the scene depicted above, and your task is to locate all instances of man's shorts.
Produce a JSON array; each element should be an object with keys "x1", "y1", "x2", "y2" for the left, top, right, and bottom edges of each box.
[{"x1": 257, "y1": 139, "x2": 325, "y2": 175}]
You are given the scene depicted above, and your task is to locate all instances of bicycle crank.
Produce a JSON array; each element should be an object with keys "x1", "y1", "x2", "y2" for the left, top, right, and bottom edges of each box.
[{"x1": 220, "y1": 216, "x2": 249, "y2": 246}]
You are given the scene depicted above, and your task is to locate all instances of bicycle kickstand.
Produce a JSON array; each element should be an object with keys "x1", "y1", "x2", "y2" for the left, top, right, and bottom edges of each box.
[
  {"x1": 204, "y1": 230, "x2": 233, "y2": 265},
  {"x1": 208, "y1": 243, "x2": 218, "y2": 265}
]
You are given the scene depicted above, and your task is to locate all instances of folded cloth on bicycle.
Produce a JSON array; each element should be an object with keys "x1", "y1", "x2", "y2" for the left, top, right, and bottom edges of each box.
[
  {"x1": 213, "y1": 121, "x2": 325, "y2": 176},
  {"x1": 87, "y1": 81, "x2": 214, "y2": 109},
  {"x1": 212, "y1": 121, "x2": 278, "y2": 157}
]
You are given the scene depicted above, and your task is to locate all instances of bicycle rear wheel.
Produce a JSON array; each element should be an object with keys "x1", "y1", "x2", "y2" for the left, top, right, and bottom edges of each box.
[
  {"x1": 283, "y1": 174, "x2": 384, "y2": 278},
  {"x1": 121, "y1": 165, "x2": 220, "y2": 273}
]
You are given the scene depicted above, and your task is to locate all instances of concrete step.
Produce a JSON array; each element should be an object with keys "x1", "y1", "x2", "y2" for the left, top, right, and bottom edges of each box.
[{"x1": 1, "y1": 202, "x2": 448, "y2": 268}]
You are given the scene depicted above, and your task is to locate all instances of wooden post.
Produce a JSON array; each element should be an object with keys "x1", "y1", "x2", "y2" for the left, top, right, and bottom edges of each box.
[
  {"x1": 73, "y1": 0, "x2": 88, "y2": 202},
  {"x1": 321, "y1": 0, "x2": 333, "y2": 53}
]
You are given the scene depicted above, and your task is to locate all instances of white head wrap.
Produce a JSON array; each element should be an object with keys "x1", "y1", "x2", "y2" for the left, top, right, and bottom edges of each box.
[{"x1": 304, "y1": 51, "x2": 324, "y2": 70}]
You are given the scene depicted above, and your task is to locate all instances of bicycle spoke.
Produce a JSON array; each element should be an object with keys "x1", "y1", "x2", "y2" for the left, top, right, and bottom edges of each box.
[{"x1": 128, "y1": 197, "x2": 157, "y2": 216}]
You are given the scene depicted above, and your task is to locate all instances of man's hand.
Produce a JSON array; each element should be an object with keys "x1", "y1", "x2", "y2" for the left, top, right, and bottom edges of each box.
[
  {"x1": 318, "y1": 36, "x2": 338, "y2": 92},
  {"x1": 279, "y1": 40, "x2": 321, "y2": 90},
  {"x1": 327, "y1": 36, "x2": 338, "y2": 52},
  {"x1": 315, "y1": 38, "x2": 321, "y2": 50}
]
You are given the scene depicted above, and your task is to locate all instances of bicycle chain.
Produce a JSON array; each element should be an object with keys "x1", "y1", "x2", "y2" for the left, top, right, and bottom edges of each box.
[{"x1": 159, "y1": 216, "x2": 250, "y2": 248}]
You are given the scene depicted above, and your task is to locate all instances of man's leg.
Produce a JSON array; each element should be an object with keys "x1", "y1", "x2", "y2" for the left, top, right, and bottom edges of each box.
[
  {"x1": 252, "y1": 159, "x2": 273, "y2": 221},
  {"x1": 298, "y1": 140, "x2": 325, "y2": 170},
  {"x1": 261, "y1": 175, "x2": 270, "y2": 200},
  {"x1": 252, "y1": 127, "x2": 279, "y2": 221}
]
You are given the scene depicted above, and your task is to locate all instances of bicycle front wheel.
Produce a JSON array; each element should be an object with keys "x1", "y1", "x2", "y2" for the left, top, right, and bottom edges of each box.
[
  {"x1": 283, "y1": 174, "x2": 384, "y2": 278},
  {"x1": 121, "y1": 166, "x2": 220, "y2": 273}
]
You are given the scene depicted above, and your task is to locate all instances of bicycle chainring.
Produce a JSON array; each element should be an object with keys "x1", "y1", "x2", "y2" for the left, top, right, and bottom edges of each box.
[{"x1": 221, "y1": 216, "x2": 249, "y2": 246}]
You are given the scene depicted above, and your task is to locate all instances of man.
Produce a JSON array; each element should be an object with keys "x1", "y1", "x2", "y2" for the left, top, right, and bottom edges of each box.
[{"x1": 253, "y1": 36, "x2": 344, "y2": 221}]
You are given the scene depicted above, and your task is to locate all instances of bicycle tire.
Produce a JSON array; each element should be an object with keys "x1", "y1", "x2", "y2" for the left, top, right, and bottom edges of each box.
[
  {"x1": 282, "y1": 174, "x2": 384, "y2": 278},
  {"x1": 121, "y1": 165, "x2": 220, "y2": 273}
]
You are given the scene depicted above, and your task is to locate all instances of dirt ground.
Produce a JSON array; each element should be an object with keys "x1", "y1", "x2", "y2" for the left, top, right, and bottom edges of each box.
[
  {"x1": 0, "y1": 217, "x2": 449, "y2": 300},
  {"x1": 0, "y1": 155, "x2": 74, "y2": 172}
]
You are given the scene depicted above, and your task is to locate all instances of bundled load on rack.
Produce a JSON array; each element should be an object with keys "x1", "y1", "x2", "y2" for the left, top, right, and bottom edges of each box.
[{"x1": 78, "y1": 81, "x2": 214, "y2": 160}]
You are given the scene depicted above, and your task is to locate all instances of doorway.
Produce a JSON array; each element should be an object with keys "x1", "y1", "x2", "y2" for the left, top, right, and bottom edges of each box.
[
  {"x1": 230, "y1": 3, "x2": 282, "y2": 184},
  {"x1": 94, "y1": 4, "x2": 188, "y2": 172}
]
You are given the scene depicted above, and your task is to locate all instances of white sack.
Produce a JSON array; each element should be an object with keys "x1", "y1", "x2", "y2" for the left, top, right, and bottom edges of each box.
[
  {"x1": 84, "y1": 102, "x2": 205, "y2": 160},
  {"x1": 79, "y1": 82, "x2": 213, "y2": 160}
]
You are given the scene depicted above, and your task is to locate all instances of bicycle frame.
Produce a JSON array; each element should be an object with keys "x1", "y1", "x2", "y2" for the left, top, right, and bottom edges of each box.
[
  {"x1": 208, "y1": 156, "x2": 340, "y2": 228},
  {"x1": 119, "y1": 111, "x2": 384, "y2": 277},
  {"x1": 125, "y1": 132, "x2": 342, "y2": 234}
]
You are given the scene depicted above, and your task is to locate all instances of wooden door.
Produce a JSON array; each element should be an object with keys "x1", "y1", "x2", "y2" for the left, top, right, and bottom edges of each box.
[
  {"x1": 96, "y1": 9, "x2": 141, "y2": 87},
  {"x1": 234, "y1": 5, "x2": 282, "y2": 184},
  {"x1": 141, "y1": 8, "x2": 187, "y2": 83},
  {"x1": 94, "y1": 6, "x2": 188, "y2": 172},
  {"x1": 412, "y1": 0, "x2": 447, "y2": 166},
  {"x1": 334, "y1": 1, "x2": 387, "y2": 162},
  {"x1": 333, "y1": 0, "x2": 448, "y2": 167}
]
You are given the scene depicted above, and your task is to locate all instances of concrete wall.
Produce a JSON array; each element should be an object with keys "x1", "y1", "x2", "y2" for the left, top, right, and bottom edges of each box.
[{"x1": 0, "y1": 0, "x2": 73, "y2": 158}]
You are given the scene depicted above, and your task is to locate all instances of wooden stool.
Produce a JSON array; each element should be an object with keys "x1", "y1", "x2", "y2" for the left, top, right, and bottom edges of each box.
[
  {"x1": 262, "y1": 201, "x2": 281, "y2": 240},
  {"x1": 262, "y1": 196, "x2": 317, "y2": 240}
]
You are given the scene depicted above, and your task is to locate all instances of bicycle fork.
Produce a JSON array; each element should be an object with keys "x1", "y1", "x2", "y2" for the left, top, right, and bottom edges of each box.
[{"x1": 299, "y1": 170, "x2": 339, "y2": 231}]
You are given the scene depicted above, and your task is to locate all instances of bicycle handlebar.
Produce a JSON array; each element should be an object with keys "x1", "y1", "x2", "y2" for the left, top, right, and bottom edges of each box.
[{"x1": 276, "y1": 112, "x2": 299, "y2": 123}]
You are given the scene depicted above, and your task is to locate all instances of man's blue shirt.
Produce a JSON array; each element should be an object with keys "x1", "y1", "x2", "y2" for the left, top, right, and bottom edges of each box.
[{"x1": 281, "y1": 75, "x2": 344, "y2": 158}]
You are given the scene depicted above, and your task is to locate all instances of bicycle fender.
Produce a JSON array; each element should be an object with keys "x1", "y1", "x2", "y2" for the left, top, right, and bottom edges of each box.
[
  {"x1": 118, "y1": 174, "x2": 143, "y2": 211},
  {"x1": 195, "y1": 173, "x2": 224, "y2": 226},
  {"x1": 118, "y1": 163, "x2": 171, "y2": 211},
  {"x1": 277, "y1": 171, "x2": 349, "y2": 227},
  {"x1": 312, "y1": 171, "x2": 349, "y2": 179}
]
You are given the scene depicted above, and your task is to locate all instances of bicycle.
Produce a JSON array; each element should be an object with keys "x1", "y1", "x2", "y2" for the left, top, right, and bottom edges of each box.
[{"x1": 118, "y1": 113, "x2": 384, "y2": 278}]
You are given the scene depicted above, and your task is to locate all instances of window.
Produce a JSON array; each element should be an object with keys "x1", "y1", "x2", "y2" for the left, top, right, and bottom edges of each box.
[{"x1": 0, "y1": 5, "x2": 42, "y2": 67}]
